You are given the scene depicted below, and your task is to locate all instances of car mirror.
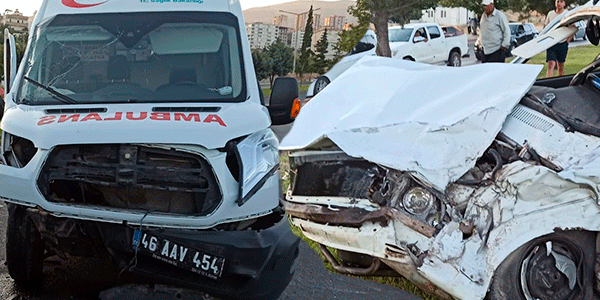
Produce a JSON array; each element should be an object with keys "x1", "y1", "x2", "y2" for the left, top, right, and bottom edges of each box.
[
  {"x1": 268, "y1": 77, "x2": 300, "y2": 125},
  {"x1": 586, "y1": 18, "x2": 600, "y2": 46},
  {"x1": 4, "y1": 28, "x2": 17, "y2": 95}
]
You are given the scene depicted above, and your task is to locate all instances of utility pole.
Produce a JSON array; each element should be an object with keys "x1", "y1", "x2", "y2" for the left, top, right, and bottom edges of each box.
[{"x1": 279, "y1": 7, "x2": 321, "y2": 73}]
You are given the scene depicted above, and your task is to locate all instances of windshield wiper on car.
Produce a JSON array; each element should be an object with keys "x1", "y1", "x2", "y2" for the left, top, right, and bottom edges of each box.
[{"x1": 23, "y1": 76, "x2": 79, "y2": 104}]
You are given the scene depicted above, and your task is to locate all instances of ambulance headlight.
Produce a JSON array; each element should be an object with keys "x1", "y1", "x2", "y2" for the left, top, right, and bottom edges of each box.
[{"x1": 236, "y1": 129, "x2": 279, "y2": 205}]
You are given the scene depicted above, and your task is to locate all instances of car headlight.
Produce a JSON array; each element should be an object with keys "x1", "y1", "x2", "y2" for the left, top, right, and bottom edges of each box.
[
  {"x1": 402, "y1": 187, "x2": 434, "y2": 215},
  {"x1": 235, "y1": 129, "x2": 279, "y2": 206},
  {"x1": 392, "y1": 50, "x2": 399, "y2": 57}
]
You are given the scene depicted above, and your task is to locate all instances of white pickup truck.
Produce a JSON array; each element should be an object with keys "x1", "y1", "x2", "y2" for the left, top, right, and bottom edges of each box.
[
  {"x1": 388, "y1": 23, "x2": 469, "y2": 67},
  {"x1": 307, "y1": 23, "x2": 469, "y2": 98}
]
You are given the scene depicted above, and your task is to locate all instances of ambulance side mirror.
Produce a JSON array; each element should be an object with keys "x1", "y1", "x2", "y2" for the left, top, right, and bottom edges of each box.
[
  {"x1": 4, "y1": 28, "x2": 17, "y2": 95},
  {"x1": 268, "y1": 77, "x2": 300, "y2": 125}
]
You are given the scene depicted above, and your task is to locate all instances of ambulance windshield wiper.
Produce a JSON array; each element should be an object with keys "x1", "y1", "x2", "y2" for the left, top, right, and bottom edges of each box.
[{"x1": 23, "y1": 76, "x2": 79, "y2": 104}]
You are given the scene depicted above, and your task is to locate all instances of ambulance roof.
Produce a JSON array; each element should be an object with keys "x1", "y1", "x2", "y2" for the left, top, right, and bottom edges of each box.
[{"x1": 37, "y1": 0, "x2": 237, "y2": 22}]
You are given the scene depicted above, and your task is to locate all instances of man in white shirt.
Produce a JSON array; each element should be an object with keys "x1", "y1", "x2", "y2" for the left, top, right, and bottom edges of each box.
[
  {"x1": 545, "y1": 0, "x2": 572, "y2": 77},
  {"x1": 479, "y1": 0, "x2": 511, "y2": 63}
]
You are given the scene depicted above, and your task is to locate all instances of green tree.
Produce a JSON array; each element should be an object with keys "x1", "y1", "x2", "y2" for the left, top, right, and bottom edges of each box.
[
  {"x1": 266, "y1": 39, "x2": 294, "y2": 88},
  {"x1": 295, "y1": 5, "x2": 314, "y2": 82},
  {"x1": 251, "y1": 48, "x2": 270, "y2": 83},
  {"x1": 312, "y1": 28, "x2": 329, "y2": 75},
  {"x1": 364, "y1": 0, "x2": 439, "y2": 57},
  {"x1": 333, "y1": 0, "x2": 370, "y2": 61}
]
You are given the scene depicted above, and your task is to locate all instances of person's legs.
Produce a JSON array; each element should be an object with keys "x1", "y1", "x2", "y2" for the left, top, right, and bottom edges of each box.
[
  {"x1": 547, "y1": 60, "x2": 557, "y2": 77},
  {"x1": 556, "y1": 42, "x2": 568, "y2": 76},
  {"x1": 546, "y1": 46, "x2": 558, "y2": 77},
  {"x1": 557, "y1": 62, "x2": 565, "y2": 76}
]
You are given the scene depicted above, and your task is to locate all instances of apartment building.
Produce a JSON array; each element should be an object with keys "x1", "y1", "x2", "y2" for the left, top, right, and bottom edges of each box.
[
  {"x1": 2, "y1": 9, "x2": 29, "y2": 32},
  {"x1": 246, "y1": 22, "x2": 280, "y2": 49},
  {"x1": 324, "y1": 15, "x2": 347, "y2": 30}
]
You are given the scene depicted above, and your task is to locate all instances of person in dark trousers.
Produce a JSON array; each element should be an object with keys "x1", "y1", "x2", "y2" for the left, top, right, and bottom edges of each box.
[
  {"x1": 545, "y1": 0, "x2": 572, "y2": 77},
  {"x1": 479, "y1": 0, "x2": 511, "y2": 63}
]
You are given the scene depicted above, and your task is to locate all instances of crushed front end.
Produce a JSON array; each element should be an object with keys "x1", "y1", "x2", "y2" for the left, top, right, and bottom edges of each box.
[
  {"x1": 280, "y1": 56, "x2": 600, "y2": 299},
  {"x1": 284, "y1": 132, "x2": 600, "y2": 299},
  {"x1": 1, "y1": 137, "x2": 299, "y2": 300}
]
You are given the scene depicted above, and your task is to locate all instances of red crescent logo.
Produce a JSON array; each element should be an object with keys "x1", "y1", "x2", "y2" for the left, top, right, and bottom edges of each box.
[{"x1": 62, "y1": 0, "x2": 107, "y2": 8}]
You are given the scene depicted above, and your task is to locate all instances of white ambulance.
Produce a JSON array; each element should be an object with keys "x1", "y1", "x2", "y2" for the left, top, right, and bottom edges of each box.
[{"x1": 2, "y1": 0, "x2": 300, "y2": 299}]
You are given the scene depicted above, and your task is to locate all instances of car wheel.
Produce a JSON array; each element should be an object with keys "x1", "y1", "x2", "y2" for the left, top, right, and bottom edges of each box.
[
  {"x1": 7, "y1": 204, "x2": 44, "y2": 287},
  {"x1": 488, "y1": 230, "x2": 595, "y2": 300},
  {"x1": 313, "y1": 76, "x2": 330, "y2": 96},
  {"x1": 448, "y1": 51, "x2": 461, "y2": 67},
  {"x1": 402, "y1": 56, "x2": 415, "y2": 61}
]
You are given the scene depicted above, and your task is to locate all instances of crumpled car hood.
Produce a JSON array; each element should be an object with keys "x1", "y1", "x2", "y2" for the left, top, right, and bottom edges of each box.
[{"x1": 280, "y1": 56, "x2": 542, "y2": 190}]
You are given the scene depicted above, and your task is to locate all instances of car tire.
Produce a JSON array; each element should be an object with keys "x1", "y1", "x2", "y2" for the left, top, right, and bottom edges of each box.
[
  {"x1": 7, "y1": 204, "x2": 44, "y2": 288},
  {"x1": 488, "y1": 230, "x2": 595, "y2": 300},
  {"x1": 402, "y1": 56, "x2": 415, "y2": 61},
  {"x1": 447, "y1": 51, "x2": 461, "y2": 67},
  {"x1": 313, "y1": 76, "x2": 330, "y2": 96}
]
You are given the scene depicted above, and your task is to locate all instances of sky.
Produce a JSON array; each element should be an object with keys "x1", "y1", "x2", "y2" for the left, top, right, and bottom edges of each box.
[{"x1": 2, "y1": 0, "x2": 301, "y2": 17}]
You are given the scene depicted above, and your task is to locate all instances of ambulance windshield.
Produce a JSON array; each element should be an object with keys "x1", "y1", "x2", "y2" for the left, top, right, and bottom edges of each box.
[{"x1": 19, "y1": 12, "x2": 246, "y2": 105}]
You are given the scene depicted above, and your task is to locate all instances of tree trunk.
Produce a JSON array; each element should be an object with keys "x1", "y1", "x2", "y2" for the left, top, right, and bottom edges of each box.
[
  {"x1": 269, "y1": 74, "x2": 275, "y2": 89},
  {"x1": 373, "y1": 10, "x2": 391, "y2": 58}
]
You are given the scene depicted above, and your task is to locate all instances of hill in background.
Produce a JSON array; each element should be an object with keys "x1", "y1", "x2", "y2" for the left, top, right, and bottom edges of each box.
[{"x1": 243, "y1": 0, "x2": 357, "y2": 28}]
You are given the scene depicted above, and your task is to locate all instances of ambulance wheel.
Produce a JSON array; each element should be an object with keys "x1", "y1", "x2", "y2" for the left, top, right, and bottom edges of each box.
[
  {"x1": 7, "y1": 204, "x2": 44, "y2": 288},
  {"x1": 488, "y1": 230, "x2": 595, "y2": 300}
]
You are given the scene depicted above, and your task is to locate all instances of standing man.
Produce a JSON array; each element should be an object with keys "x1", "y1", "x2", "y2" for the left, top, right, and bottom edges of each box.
[
  {"x1": 545, "y1": 0, "x2": 571, "y2": 77},
  {"x1": 479, "y1": 0, "x2": 511, "y2": 63}
]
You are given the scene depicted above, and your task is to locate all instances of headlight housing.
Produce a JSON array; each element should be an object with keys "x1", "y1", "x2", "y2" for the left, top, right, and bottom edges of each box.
[
  {"x1": 236, "y1": 129, "x2": 279, "y2": 206},
  {"x1": 402, "y1": 187, "x2": 434, "y2": 215}
]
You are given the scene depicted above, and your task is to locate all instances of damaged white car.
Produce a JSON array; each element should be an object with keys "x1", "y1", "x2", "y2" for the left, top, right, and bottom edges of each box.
[{"x1": 281, "y1": 3, "x2": 600, "y2": 300}]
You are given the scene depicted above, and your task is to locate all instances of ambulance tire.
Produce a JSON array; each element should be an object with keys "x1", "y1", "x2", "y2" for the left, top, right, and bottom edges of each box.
[{"x1": 7, "y1": 204, "x2": 44, "y2": 288}]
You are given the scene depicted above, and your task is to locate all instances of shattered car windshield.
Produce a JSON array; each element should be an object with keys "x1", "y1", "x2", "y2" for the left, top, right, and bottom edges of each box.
[
  {"x1": 388, "y1": 28, "x2": 412, "y2": 42},
  {"x1": 19, "y1": 12, "x2": 246, "y2": 105}
]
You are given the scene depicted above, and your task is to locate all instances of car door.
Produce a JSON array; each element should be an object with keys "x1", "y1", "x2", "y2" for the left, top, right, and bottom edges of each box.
[
  {"x1": 411, "y1": 27, "x2": 433, "y2": 63},
  {"x1": 516, "y1": 24, "x2": 528, "y2": 45},
  {"x1": 426, "y1": 25, "x2": 445, "y2": 64}
]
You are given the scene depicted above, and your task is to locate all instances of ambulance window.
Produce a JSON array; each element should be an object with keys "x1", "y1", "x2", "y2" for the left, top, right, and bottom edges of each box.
[{"x1": 18, "y1": 12, "x2": 246, "y2": 105}]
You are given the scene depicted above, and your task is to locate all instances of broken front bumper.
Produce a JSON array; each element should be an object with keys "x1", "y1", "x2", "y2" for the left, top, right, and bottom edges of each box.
[{"x1": 28, "y1": 208, "x2": 300, "y2": 300}]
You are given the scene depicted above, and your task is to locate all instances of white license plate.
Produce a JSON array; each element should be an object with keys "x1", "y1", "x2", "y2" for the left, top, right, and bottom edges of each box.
[{"x1": 132, "y1": 230, "x2": 225, "y2": 280}]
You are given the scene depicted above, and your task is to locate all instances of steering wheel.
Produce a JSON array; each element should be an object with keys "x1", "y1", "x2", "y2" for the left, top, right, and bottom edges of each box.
[{"x1": 569, "y1": 58, "x2": 600, "y2": 86}]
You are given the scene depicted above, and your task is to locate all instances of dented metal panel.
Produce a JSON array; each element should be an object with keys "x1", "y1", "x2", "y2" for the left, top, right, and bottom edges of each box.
[
  {"x1": 280, "y1": 56, "x2": 542, "y2": 190},
  {"x1": 281, "y1": 5, "x2": 600, "y2": 298}
]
